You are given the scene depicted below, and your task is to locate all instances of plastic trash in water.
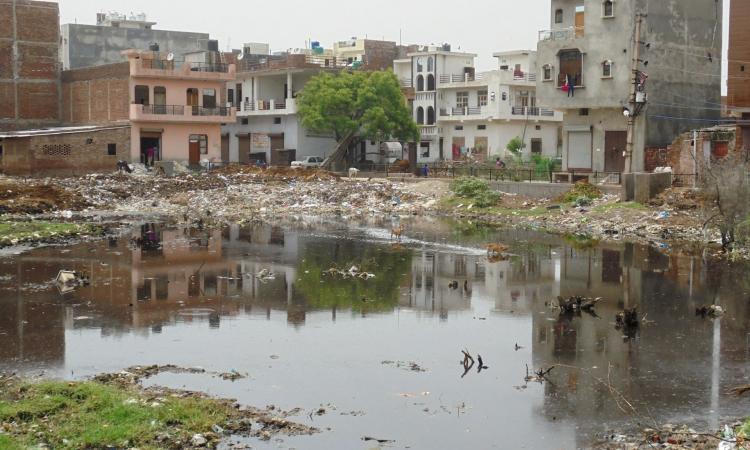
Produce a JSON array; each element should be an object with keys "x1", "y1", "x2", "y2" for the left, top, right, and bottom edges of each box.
[
  {"x1": 657, "y1": 211, "x2": 670, "y2": 220},
  {"x1": 717, "y1": 424, "x2": 736, "y2": 450}
]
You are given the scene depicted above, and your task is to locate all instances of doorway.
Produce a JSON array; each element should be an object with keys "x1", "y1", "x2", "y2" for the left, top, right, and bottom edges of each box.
[
  {"x1": 221, "y1": 135, "x2": 229, "y2": 162},
  {"x1": 189, "y1": 135, "x2": 207, "y2": 166},
  {"x1": 187, "y1": 88, "x2": 199, "y2": 115},
  {"x1": 140, "y1": 134, "x2": 161, "y2": 165},
  {"x1": 604, "y1": 130, "x2": 627, "y2": 172}
]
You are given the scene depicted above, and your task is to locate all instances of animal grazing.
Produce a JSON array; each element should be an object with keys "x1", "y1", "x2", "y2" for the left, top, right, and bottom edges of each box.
[
  {"x1": 348, "y1": 167, "x2": 360, "y2": 178},
  {"x1": 390, "y1": 225, "x2": 405, "y2": 241},
  {"x1": 486, "y1": 243, "x2": 510, "y2": 256}
]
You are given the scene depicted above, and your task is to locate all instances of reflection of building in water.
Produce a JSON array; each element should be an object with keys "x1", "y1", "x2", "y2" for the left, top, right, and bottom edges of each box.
[
  {"x1": 403, "y1": 251, "x2": 482, "y2": 319},
  {"x1": 528, "y1": 243, "x2": 750, "y2": 446},
  {"x1": 491, "y1": 246, "x2": 559, "y2": 316}
]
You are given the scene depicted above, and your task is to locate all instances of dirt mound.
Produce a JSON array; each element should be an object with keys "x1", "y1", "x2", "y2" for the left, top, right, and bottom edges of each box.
[
  {"x1": 556, "y1": 181, "x2": 602, "y2": 203},
  {"x1": 0, "y1": 181, "x2": 89, "y2": 214},
  {"x1": 650, "y1": 187, "x2": 703, "y2": 210}
]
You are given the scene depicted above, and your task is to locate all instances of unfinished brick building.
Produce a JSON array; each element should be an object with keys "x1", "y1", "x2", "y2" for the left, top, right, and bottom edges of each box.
[
  {"x1": 61, "y1": 63, "x2": 131, "y2": 124},
  {"x1": 0, "y1": 0, "x2": 60, "y2": 131}
]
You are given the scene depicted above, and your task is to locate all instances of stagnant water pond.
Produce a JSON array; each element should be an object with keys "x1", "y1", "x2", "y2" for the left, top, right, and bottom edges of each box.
[{"x1": 1, "y1": 217, "x2": 749, "y2": 449}]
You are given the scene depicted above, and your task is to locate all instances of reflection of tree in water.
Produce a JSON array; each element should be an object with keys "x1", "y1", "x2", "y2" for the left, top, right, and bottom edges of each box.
[{"x1": 296, "y1": 241, "x2": 412, "y2": 312}]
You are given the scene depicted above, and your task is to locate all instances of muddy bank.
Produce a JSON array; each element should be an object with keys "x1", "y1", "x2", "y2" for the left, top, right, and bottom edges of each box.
[
  {"x1": 0, "y1": 368, "x2": 317, "y2": 450},
  {"x1": 0, "y1": 172, "x2": 728, "y2": 256}
]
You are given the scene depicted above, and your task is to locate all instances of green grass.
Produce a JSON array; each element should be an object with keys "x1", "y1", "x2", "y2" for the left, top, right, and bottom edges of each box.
[
  {"x1": 0, "y1": 379, "x2": 235, "y2": 450},
  {"x1": 0, "y1": 222, "x2": 100, "y2": 246},
  {"x1": 739, "y1": 418, "x2": 750, "y2": 438},
  {"x1": 441, "y1": 196, "x2": 559, "y2": 218}
]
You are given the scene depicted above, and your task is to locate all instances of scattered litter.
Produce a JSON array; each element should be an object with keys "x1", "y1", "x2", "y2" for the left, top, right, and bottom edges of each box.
[
  {"x1": 362, "y1": 436, "x2": 395, "y2": 444},
  {"x1": 696, "y1": 305, "x2": 725, "y2": 318},
  {"x1": 381, "y1": 360, "x2": 427, "y2": 373},
  {"x1": 325, "y1": 265, "x2": 376, "y2": 280},
  {"x1": 55, "y1": 270, "x2": 89, "y2": 294}
]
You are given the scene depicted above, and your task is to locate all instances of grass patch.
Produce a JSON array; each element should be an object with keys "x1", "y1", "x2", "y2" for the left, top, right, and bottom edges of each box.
[
  {"x1": 0, "y1": 221, "x2": 101, "y2": 247},
  {"x1": 449, "y1": 177, "x2": 501, "y2": 208},
  {"x1": 441, "y1": 196, "x2": 557, "y2": 217},
  {"x1": 0, "y1": 379, "x2": 235, "y2": 449},
  {"x1": 558, "y1": 181, "x2": 602, "y2": 204},
  {"x1": 739, "y1": 418, "x2": 750, "y2": 438}
]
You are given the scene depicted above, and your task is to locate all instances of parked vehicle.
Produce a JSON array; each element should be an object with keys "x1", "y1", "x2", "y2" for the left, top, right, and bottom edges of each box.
[{"x1": 291, "y1": 156, "x2": 325, "y2": 168}]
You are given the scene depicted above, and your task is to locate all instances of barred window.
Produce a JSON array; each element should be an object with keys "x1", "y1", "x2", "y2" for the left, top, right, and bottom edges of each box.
[{"x1": 39, "y1": 144, "x2": 72, "y2": 157}]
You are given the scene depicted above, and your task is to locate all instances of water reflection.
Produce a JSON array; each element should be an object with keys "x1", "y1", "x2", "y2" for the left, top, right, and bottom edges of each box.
[{"x1": 0, "y1": 222, "x2": 749, "y2": 448}]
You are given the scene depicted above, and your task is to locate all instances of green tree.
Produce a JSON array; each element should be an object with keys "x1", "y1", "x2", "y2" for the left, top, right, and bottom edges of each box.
[
  {"x1": 298, "y1": 70, "x2": 419, "y2": 169},
  {"x1": 506, "y1": 136, "x2": 525, "y2": 157}
]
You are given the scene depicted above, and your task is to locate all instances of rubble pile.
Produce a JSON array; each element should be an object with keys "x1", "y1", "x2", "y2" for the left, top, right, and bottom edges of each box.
[
  {"x1": 0, "y1": 179, "x2": 89, "y2": 214},
  {"x1": 650, "y1": 187, "x2": 703, "y2": 210}
]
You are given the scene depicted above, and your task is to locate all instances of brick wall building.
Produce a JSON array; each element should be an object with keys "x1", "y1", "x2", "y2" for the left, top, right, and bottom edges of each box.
[
  {"x1": 61, "y1": 63, "x2": 130, "y2": 124},
  {"x1": 0, "y1": 0, "x2": 60, "y2": 131},
  {"x1": 0, "y1": 125, "x2": 131, "y2": 176}
]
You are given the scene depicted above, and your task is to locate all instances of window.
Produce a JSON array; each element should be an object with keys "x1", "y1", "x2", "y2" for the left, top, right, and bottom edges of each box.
[
  {"x1": 477, "y1": 125, "x2": 487, "y2": 130},
  {"x1": 535, "y1": 125, "x2": 542, "y2": 131},
  {"x1": 227, "y1": 88, "x2": 234, "y2": 106},
  {"x1": 39, "y1": 144, "x2": 72, "y2": 157},
  {"x1": 602, "y1": 60, "x2": 613, "y2": 78},
  {"x1": 555, "y1": 8, "x2": 563, "y2": 23},
  {"x1": 420, "y1": 142, "x2": 430, "y2": 158},
  {"x1": 427, "y1": 106, "x2": 435, "y2": 125},
  {"x1": 501, "y1": 92, "x2": 507, "y2": 101},
  {"x1": 416, "y1": 74, "x2": 425, "y2": 92},
  {"x1": 542, "y1": 64, "x2": 553, "y2": 81},
  {"x1": 190, "y1": 134, "x2": 208, "y2": 155},
  {"x1": 0, "y1": 144, "x2": 4, "y2": 158},
  {"x1": 427, "y1": 74, "x2": 436, "y2": 91},
  {"x1": 558, "y1": 49, "x2": 583, "y2": 87},
  {"x1": 273, "y1": 117, "x2": 282, "y2": 125},
  {"x1": 241, "y1": 118, "x2": 249, "y2": 125},
  {"x1": 478, "y1": 90, "x2": 488, "y2": 106},
  {"x1": 456, "y1": 91, "x2": 469, "y2": 108},
  {"x1": 107, "y1": 143, "x2": 117, "y2": 156},
  {"x1": 417, "y1": 57, "x2": 424, "y2": 72},
  {"x1": 455, "y1": 125, "x2": 464, "y2": 131},
  {"x1": 531, "y1": 138, "x2": 542, "y2": 154},
  {"x1": 427, "y1": 56, "x2": 434, "y2": 72},
  {"x1": 603, "y1": 0, "x2": 614, "y2": 17},
  {"x1": 202, "y1": 89, "x2": 216, "y2": 108},
  {"x1": 417, "y1": 107, "x2": 425, "y2": 125},
  {"x1": 579, "y1": 108, "x2": 589, "y2": 116},
  {"x1": 154, "y1": 86, "x2": 166, "y2": 105},
  {"x1": 85, "y1": 138, "x2": 94, "y2": 145},
  {"x1": 134, "y1": 85, "x2": 149, "y2": 105}
]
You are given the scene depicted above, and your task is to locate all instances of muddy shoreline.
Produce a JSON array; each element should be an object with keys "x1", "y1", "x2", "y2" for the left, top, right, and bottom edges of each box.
[{"x1": 0, "y1": 170, "x2": 733, "y2": 258}]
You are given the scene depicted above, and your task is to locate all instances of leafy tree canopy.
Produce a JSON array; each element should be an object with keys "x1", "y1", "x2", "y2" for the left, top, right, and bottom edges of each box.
[{"x1": 298, "y1": 70, "x2": 419, "y2": 145}]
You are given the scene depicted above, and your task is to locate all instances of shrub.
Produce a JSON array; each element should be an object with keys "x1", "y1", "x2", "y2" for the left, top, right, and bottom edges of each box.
[
  {"x1": 450, "y1": 177, "x2": 500, "y2": 208},
  {"x1": 451, "y1": 177, "x2": 491, "y2": 198},
  {"x1": 559, "y1": 181, "x2": 602, "y2": 203}
]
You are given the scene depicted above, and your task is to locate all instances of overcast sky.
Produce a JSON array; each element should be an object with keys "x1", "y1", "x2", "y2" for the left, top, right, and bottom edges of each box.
[{"x1": 54, "y1": 0, "x2": 731, "y2": 93}]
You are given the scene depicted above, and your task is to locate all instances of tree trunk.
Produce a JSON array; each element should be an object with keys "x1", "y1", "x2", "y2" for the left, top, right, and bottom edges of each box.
[{"x1": 322, "y1": 131, "x2": 356, "y2": 171}]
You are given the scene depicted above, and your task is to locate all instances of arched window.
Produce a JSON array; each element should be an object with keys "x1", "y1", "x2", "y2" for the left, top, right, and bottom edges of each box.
[
  {"x1": 603, "y1": 0, "x2": 614, "y2": 17},
  {"x1": 416, "y1": 75, "x2": 425, "y2": 92},
  {"x1": 416, "y1": 107, "x2": 425, "y2": 125},
  {"x1": 542, "y1": 64, "x2": 553, "y2": 81},
  {"x1": 427, "y1": 56, "x2": 434, "y2": 72},
  {"x1": 416, "y1": 57, "x2": 424, "y2": 72},
  {"x1": 427, "y1": 74, "x2": 435, "y2": 91},
  {"x1": 602, "y1": 60, "x2": 613, "y2": 78},
  {"x1": 427, "y1": 106, "x2": 435, "y2": 125},
  {"x1": 554, "y1": 8, "x2": 563, "y2": 24}
]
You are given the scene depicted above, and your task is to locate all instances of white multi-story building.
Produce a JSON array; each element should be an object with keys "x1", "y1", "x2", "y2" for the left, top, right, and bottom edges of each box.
[{"x1": 394, "y1": 47, "x2": 562, "y2": 164}]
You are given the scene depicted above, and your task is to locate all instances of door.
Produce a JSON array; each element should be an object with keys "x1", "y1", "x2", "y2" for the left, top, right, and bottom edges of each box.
[
  {"x1": 474, "y1": 137, "x2": 488, "y2": 161},
  {"x1": 567, "y1": 131, "x2": 592, "y2": 170},
  {"x1": 575, "y1": 8, "x2": 585, "y2": 37},
  {"x1": 238, "y1": 135, "x2": 251, "y2": 163},
  {"x1": 452, "y1": 137, "x2": 465, "y2": 160},
  {"x1": 189, "y1": 139, "x2": 200, "y2": 166},
  {"x1": 221, "y1": 135, "x2": 230, "y2": 163},
  {"x1": 604, "y1": 131, "x2": 627, "y2": 172},
  {"x1": 187, "y1": 88, "x2": 199, "y2": 115},
  {"x1": 269, "y1": 134, "x2": 284, "y2": 151}
]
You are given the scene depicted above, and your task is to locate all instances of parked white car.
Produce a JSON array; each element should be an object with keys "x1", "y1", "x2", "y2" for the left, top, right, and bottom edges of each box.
[{"x1": 291, "y1": 156, "x2": 325, "y2": 168}]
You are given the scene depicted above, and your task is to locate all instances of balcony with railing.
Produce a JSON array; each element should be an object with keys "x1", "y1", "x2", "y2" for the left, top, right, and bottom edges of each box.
[
  {"x1": 498, "y1": 70, "x2": 538, "y2": 85},
  {"x1": 127, "y1": 53, "x2": 236, "y2": 81},
  {"x1": 130, "y1": 103, "x2": 235, "y2": 123},
  {"x1": 538, "y1": 27, "x2": 585, "y2": 42},
  {"x1": 438, "y1": 105, "x2": 492, "y2": 120},
  {"x1": 237, "y1": 98, "x2": 297, "y2": 116},
  {"x1": 438, "y1": 72, "x2": 488, "y2": 87},
  {"x1": 419, "y1": 126, "x2": 438, "y2": 137},
  {"x1": 510, "y1": 106, "x2": 556, "y2": 117}
]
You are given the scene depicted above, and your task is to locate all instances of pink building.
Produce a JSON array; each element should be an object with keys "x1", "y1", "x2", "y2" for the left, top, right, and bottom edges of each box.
[{"x1": 124, "y1": 50, "x2": 236, "y2": 166}]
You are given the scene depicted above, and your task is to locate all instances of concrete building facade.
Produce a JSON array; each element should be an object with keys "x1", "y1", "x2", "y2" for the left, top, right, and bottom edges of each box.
[
  {"x1": 394, "y1": 48, "x2": 562, "y2": 163},
  {"x1": 536, "y1": 0, "x2": 723, "y2": 174},
  {"x1": 61, "y1": 13, "x2": 211, "y2": 70},
  {"x1": 0, "y1": 0, "x2": 60, "y2": 131}
]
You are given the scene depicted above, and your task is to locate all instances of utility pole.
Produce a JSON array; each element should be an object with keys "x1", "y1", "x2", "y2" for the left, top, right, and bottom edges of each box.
[{"x1": 624, "y1": 14, "x2": 644, "y2": 174}]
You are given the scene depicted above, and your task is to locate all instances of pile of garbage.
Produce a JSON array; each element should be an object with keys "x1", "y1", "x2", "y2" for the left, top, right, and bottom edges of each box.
[
  {"x1": 650, "y1": 187, "x2": 703, "y2": 210},
  {"x1": 0, "y1": 178, "x2": 89, "y2": 214}
]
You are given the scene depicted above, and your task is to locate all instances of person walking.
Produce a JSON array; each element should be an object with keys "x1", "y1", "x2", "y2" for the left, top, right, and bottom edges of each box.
[{"x1": 422, "y1": 164, "x2": 430, "y2": 177}]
